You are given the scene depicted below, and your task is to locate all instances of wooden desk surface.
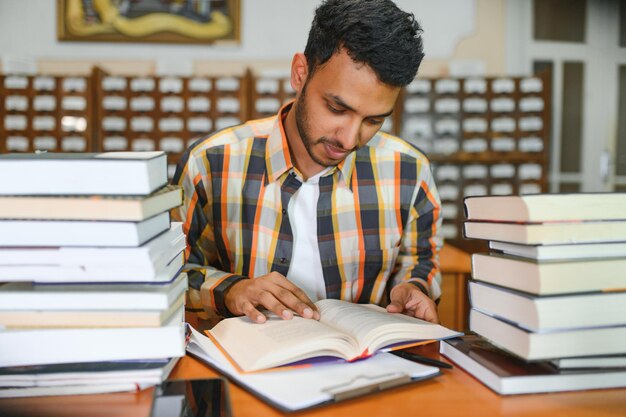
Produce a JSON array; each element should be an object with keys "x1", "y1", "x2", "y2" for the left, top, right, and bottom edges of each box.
[
  {"x1": 167, "y1": 345, "x2": 626, "y2": 417},
  {"x1": 3, "y1": 344, "x2": 623, "y2": 417}
]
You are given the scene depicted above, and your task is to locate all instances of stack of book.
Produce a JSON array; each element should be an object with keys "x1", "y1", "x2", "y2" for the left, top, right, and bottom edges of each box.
[
  {"x1": 0, "y1": 151, "x2": 187, "y2": 397},
  {"x1": 440, "y1": 193, "x2": 626, "y2": 394}
]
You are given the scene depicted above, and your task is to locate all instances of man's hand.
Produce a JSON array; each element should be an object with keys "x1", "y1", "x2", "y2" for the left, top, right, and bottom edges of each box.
[
  {"x1": 224, "y1": 271, "x2": 320, "y2": 324},
  {"x1": 386, "y1": 282, "x2": 439, "y2": 323}
]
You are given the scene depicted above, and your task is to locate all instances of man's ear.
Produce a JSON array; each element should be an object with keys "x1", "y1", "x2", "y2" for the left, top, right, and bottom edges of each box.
[{"x1": 290, "y1": 53, "x2": 309, "y2": 93}]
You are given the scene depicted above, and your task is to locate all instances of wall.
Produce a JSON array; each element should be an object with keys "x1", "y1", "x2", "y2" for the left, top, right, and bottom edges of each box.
[{"x1": 0, "y1": 0, "x2": 508, "y2": 76}]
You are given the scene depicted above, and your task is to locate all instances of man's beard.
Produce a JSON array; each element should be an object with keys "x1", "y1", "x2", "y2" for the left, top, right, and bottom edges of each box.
[{"x1": 294, "y1": 83, "x2": 356, "y2": 167}]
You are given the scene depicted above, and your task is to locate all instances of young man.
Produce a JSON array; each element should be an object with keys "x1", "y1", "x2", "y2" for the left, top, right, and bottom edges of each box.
[{"x1": 172, "y1": 0, "x2": 442, "y2": 324}]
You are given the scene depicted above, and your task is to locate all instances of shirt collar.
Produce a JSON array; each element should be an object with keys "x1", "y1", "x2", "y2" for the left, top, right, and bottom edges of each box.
[{"x1": 265, "y1": 100, "x2": 356, "y2": 189}]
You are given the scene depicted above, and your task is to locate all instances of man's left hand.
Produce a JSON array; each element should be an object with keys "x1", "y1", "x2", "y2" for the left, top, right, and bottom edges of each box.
[{"x1": 386, "y1": 282, "x2": 439, "y2": 323}]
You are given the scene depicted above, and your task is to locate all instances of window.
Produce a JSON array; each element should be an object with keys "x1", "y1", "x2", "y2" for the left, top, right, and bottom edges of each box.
[{"x1": 534, "y1": 0, "x2": 586, "y2": 43}]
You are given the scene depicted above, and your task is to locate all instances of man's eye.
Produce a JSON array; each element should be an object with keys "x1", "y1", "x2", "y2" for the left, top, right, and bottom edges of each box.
[
  {"x1": 367, "y1": 118, "x2": 384, "y2": 126},
  {"x1": 328, "y1": 105, "x2": 344, "y2": 114}
]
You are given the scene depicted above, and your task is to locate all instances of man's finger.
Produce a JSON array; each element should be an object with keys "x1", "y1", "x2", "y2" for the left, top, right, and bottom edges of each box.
[
  {"x1": 258, "y1": 291, "x2": 294, "y2": 320},
  {"x1": 241, "y1": 301, "x2": 267, "y2": 324},
  {"x1": 268, "y1": 273, "x2": 318, "y2": 304},
  {"x1": 270, "y1": 287, "x2": 320, "y2": 320},
  {"x1": 386, "y1": 301, "x2": 404, "y2": 313},
  {"x1": 423, "y1": 306, "x2": 439, "y2": 324},
  {"x1": 413, "y1": 301, "x2": 438, "y2": 323}
]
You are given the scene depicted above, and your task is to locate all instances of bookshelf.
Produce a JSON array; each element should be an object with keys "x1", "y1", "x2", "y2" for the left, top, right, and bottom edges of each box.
[
  {"x1": 92, "y1": 68, "x2": 249, "y2": 177},
  {"x1": 1, "y1": 70, "x2": 550, "y2": 250},
  {"x1": 0, "y1": 74, "x2": 94, "y2": 154},
  {"x1": 248, "y1": 70, "x2": 296, "y2": 120},
  {"x1": 399, "y1": 74, "x2": 551, "y2": 252}
]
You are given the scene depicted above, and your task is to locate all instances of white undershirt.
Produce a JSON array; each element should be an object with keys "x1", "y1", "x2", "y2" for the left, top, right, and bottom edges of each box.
[{"x1": 286, "y1": 169, "x2": 330, "y2": 302}]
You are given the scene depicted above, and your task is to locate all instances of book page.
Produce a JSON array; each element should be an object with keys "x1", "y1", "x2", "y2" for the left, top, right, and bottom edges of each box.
[
  {"x1": 316, "y1": 299, "x2": 458, "y2": 353},
  {"x1": 208, "y1": 313, "x2": 359, "y2": 372}
]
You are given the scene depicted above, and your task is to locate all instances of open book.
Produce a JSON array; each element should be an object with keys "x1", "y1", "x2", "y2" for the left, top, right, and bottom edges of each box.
[{"x1": 208, "y1": 299, "x2": 461, "y2": 372}]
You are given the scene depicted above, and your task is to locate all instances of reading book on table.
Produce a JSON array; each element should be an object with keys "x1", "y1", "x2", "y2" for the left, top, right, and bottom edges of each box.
[
  {"x1": 188, "y1": 325, "x2": 442, "y2": 412},
  {"x1": 208, "y1": 299, "x2": 460, "y2": 373}
]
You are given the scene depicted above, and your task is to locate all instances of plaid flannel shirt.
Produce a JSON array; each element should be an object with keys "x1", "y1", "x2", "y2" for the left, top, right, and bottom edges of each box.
[{"x1": 172, "y1": 103, "x2": 442, "y2": 317}]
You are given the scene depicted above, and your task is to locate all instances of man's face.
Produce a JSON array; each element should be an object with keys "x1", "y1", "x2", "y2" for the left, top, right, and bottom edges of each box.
[{"x1": 292, "y1": 49, "x2": 400, "y2": 168}]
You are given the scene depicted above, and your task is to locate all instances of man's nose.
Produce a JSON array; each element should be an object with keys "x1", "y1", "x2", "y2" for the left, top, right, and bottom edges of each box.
[{"x1": 336, "y1": 118, "x2": 361, "y2": 150}]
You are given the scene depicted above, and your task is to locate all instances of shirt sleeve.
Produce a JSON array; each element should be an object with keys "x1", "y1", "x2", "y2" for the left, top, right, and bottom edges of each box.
[
  {"x1": 390, "y1": 162, "x2": 443, "y2": 300},
  {"x1": 170, "y1": 151, "x2": 247, "y2": 317}
]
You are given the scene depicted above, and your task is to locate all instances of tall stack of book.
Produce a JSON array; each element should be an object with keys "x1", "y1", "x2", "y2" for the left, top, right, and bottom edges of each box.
[
  {"x1": 440, "y1": 193, "x2": 626, "y2": 394},
  {"x1": 0, "y1": 151, "x2": 187, "y2": 397}
]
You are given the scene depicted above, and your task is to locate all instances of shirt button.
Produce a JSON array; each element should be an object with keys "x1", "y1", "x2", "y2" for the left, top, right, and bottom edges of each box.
[
  {"x1": 281, "y1": 209, "x2": 286, "y2": 215},
  {"x1": 280, "y1": 257, "x2": 287, "y2": 264}
]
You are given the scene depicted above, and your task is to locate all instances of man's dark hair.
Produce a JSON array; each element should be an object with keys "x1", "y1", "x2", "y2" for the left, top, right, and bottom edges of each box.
[{"x1": 304, "y1": 0, "x2": 424, "y2": 87}]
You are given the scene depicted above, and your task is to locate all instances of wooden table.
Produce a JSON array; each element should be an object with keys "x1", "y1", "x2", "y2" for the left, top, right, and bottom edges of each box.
[{"x1": 2, "y1": 343, "x2": 624, "y2": 417}]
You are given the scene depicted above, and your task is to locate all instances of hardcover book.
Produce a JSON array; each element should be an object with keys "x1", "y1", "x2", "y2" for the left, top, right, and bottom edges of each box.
[
  {"x1": 0, "y1": 294, "x2": 184, "y2": 328},
  {"x1": 469, "y1": 309, "x2": 626, "y2": 361},
  {"x1": 0, "y1": 151, "x2": 167, "y2": 196},
  {"x1": 0, "y1": 357, "x2": 178, "y2": 389},
  {"x1": 0, "y1": 212, "x2": 170, "y2": 247},
  {"x1": 0, "y1": 185, "x2": 182, "y2": 221},
  {"x1": 488, "y1": 240, "x2": 626, "y2": 260},
  {"x1": 550, "y1": 355, "x2": 626, "y2": 369},
  {"x1": 464, "y1": 220, "x2": 626, "y2": 245},
  {"x1": 463, "y1": 193, "x2": 626, "y2": 222},
  {"x1": 0, "y1": 272, "x2": 187, "y2": 311},
  {"x1": 468, "y1": 281, "x2": 626, "y2": 331},
  {"x1": 0, "y1": 223, "x2": 184, "y2": 272},
  {"x1": 441, "y1": 335, "x2": 626, "y2": 394},
  {"x1": 470, "y1": 252, "x2": 626, "y2": 295},
  {"x1": 0, "y1": 307, "x2": 186, "y2": 367}
]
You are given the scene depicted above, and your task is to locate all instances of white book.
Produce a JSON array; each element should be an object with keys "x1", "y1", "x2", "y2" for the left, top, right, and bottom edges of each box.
[
  {"x1": 464, "y1": 193, "x2": 626, "y2": 222},
  {"x1": 468, "y1": 281, "x2": 626, "y2": 331},
  {"x1": 0, "y1": 357, "x2": 178, "y2": 388},
  {"x1": 550, "y1": 355, "x2": 626, "y2": 369},
  {"x1": 0, "y1": 272, "x2": 187, "y2": 311},
  {"x1": 0, "y1": 185, "x2": 182, "y2": 221},
  {"x1": 0, "y1": 307, "x2": 186, "y2": 367},
  {"x1": 471, "y1": 252, "x2": 626, "y2": 295},
  {"x1": 0, "y1": 212, "x2": 169, "y2": 247},
  {"x1": 464, "y1": 220, "x2": 626, "y2": 245},
  {"x1": 0, "y1": 382, "x2": 154, "y2": 398},
  {"x1": 0, "y1": 294, "x2": 184, "y2": 328},
  {"x1": 489, "y1": 240, "x2": 626, "y2": 260},
  {"x1": 469, "y1": 309, "x2": 626, "y2": 361},
  {"x1": 0, "y1": 249, "x2": 184, "y2": 283},
  {"x1": 0, "y1": 152, "x2": 167, "y2": 196},
  {"x1": 0, "y1": 223, "x2": 184, "y2": 269}
]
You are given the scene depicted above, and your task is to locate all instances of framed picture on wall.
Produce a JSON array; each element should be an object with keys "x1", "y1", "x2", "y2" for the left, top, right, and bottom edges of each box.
[{"x1": 57, "y1": 0, "x2": 240, "y2": 44}]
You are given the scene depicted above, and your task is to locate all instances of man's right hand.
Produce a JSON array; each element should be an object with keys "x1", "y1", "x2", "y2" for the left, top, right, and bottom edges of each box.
[{"x1": 224, "y1": 271, "x2": 320, "y2": 324}]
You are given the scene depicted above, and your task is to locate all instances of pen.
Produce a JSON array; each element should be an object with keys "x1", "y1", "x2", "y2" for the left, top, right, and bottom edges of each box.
[{"x1": 391, "y1": 350, "x2": 453, "y2": 369}]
